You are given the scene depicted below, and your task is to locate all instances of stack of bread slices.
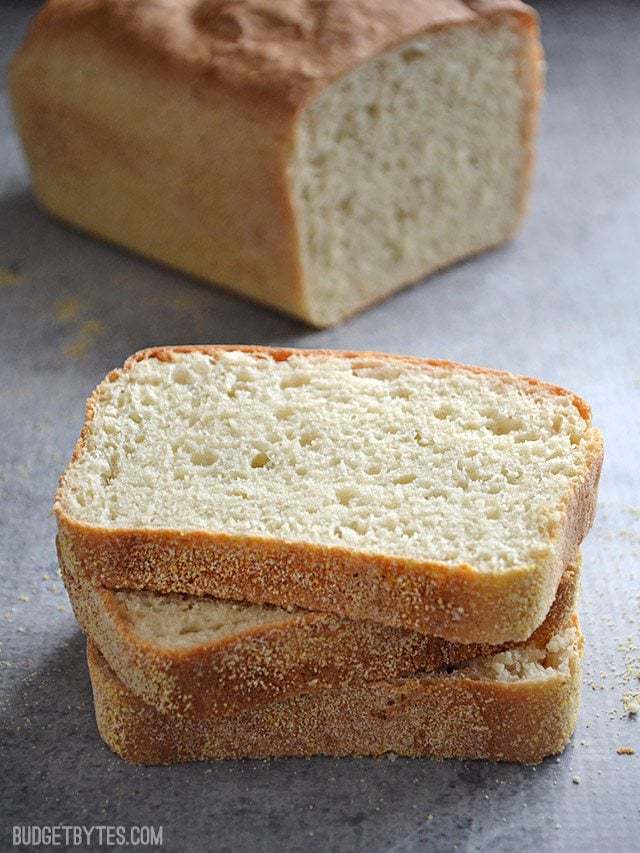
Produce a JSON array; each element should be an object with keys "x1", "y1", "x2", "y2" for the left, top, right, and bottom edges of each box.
[{"x1": 55, "y1": 346, "x2": 603, "y2": 764}]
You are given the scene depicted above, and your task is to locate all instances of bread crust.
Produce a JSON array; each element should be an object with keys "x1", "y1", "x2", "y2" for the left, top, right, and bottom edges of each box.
[
  {"x1": 10, "y1": 1, "x2": 542, "y2": 326},
  {"x1": 59, "y1": 535, "x2": 580, "y2": 720},
  {"x1": 55, "y1": 346, "x2": 603, "y2": 645},
  {"x1": 13, "y1": 0, "x2": 536, "y2": 113},
  {"x1": 87, "y1": 617, "x2": 583, "y2": 764}
]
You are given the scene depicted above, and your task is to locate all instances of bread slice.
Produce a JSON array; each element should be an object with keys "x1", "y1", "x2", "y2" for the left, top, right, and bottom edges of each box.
[
  {"x1": 59, "y1": 534, "x2": 580, "y2": 719},
  {"x1": 10, "y1": 1, "x2": 542, "y2": 326},
  {"x1": 55, "y1": 346, "x2": 602, "y2": 645},
  {"x1": 87, "y1": 617, "x2": 583, "y2": 764}
]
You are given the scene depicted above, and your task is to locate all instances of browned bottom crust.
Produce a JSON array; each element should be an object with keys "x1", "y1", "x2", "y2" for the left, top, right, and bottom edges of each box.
[
  {"x1": 87, "y1": 617, "x2": 583, "y2": 765},
  {"x1": 60, "y1": 536, "x2": 580, "y2": 720}
]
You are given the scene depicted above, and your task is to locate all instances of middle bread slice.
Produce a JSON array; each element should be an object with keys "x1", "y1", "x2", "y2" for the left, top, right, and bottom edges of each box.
[{"x1": 59, "y1": 537, "x2": 580, "y2": 720}]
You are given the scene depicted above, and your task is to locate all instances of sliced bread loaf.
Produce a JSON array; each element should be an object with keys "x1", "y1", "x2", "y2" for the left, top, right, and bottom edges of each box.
[
  {"x1": 55, "y1": 346, "x2": 603, "y2": 644},
  {"x1": 10, "y1": 1, "x2": 542, "y2": 327},
  {"x1": 59, "y1": 536, "x2": 579, "y2": 719},
  {"x1": 87, "y1": 618, "x2": 583, "y2": 764}
]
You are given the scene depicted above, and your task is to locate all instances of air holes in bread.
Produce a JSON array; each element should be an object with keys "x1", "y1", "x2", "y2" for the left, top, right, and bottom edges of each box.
[
  {"x1": 251, "y1": 452, "x2": 270, "y2": 469},
  {"x1": 280, "y1": 373, "x2": 311, "y2": 389}
]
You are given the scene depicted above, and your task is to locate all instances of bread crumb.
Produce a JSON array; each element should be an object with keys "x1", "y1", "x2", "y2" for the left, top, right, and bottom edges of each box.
[
  {"x1": 616, "y1": 746, "x2": 636, "y2": 755},
  {"x1": 42, "y1": 574, "x2": 50, "y2": 581},
  {"x1": 572, "y1": 775, "x2": 581, "y2": 784},
  {"x1": 18, "y1": 594, "x2": 30, "y2": 603},
  {"x1": 0, "y1": 265, "x2": 23, "y2": 286},
  {"x1": 55, "y1": 297, "x2": 81, "y2": 323},
  {"x1": 426, "y1": 814, "x2": 433, "y2": 821},
  {"x1": 63, "y1": 319, "x2": 105, "y2": 359}
]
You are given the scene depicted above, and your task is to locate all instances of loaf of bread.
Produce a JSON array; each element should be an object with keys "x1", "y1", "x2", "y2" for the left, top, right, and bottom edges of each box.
[
  {"x1": 87, "y1": 618, "x2": 583, "y2": 764},
  {"x1": 55, "y1": 346, "x2": 602, "y2": 645},
  {"x1": 10, "y1": 0, "x2": 543, "y2": 326},
  {"x1": 59, "y1": 534, "x2": 580, "y2": 719}
]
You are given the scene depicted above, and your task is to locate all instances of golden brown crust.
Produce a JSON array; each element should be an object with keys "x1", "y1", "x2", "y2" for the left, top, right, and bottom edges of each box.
[
  {"x1": 55, "y1": 346, "x2": 603, "y2": 645},
  {"x1": 59, "y1": 535, "x2": 580, "y2": 720},
  {"x1": 87, "y1": 617, "x2": 583, "y2": 764},
  {"x1": 9, "y1": 47, "x2": 309, "y2": 320},
  {"x1": 15, "y1": 0, "x2": 536, "y2": 112}
]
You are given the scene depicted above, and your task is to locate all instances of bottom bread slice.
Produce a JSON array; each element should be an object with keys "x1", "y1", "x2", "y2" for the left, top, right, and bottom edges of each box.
[{"x1": 87, "y1": 616, "x2": 583, "y2": 765}]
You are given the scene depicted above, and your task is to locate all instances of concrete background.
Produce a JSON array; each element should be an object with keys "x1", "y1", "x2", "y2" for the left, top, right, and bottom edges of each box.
[{"x1": 1, "y1": 1, "x2": 638, "y2": 850}]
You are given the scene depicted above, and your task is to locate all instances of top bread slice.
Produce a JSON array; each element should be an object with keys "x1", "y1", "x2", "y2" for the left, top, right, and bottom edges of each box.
[
  {"x1": 10, "y1": 0, "x2": 542, "y2": 326},
  {"x1": 55, "y1": 346, "x2": 603, "y2": 644}
]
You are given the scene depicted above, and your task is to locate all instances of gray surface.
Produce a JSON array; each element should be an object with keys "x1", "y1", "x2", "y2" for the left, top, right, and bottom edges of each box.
[{"x1": 1, "y1": 1, "x2": 639, "y2": 850}]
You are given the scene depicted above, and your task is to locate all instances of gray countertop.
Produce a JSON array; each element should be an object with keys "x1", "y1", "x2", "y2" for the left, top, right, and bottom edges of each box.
[{"x1": 1, "y1": 1, "x2": 639, "y2": 850}]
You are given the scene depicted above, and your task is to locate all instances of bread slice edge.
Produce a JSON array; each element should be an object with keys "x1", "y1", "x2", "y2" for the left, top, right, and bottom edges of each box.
[
  {"x1": 59, "y1": 536, "x2": 580, "y2": 720},
  {"x1": 87, "y1": 616, "x2": 583, "y2": 765}
]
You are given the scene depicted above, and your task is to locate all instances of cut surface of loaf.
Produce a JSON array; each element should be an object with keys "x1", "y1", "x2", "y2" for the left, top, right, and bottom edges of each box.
[
  {"x1": 87, "y1": 618, "x2": 583, "y2": 764},
  {"x1": 10, "y1": 1, "x2": 542, "y2": 326},
  {"x1": 293, "y1": 9, "x2": 541, "y2": 326},
  {"x1": 59, "y1": 535, "x2": 580, "y2": 719},
  {"x1": 55, "y1": 346, "x2": 603, "y2": 644}
]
